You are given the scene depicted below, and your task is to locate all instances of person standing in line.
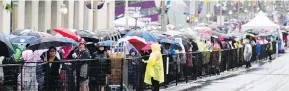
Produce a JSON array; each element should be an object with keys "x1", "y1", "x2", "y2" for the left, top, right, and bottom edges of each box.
[
  {"x1": 89, "y1": 42, "x2": 111, "y2": 91},
  {"x1": 72, "y1": 43, "x2": 91, "y2": 91},
  {"x1": 244, "y1": 41, "x2": 252, "y2": 68},
  {"x1": 19, "y1": 44, "x2": 38, "y2": 91},
  {"x1": 127, "y1": 48, "x2": 140, "y2": 90},
  {"x1": 267, "y1": 39, "x2": 273, "y2": 60},
  {"x1": 44, "y1": 47, "x2": 62, "y2": 91},
  {"x1": 143, "y1": 44, "x2": 164, "y2": 91}
]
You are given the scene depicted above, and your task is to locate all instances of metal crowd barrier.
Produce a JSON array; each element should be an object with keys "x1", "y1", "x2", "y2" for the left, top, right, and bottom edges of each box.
[{"x1": 0, "y1": 42, "x2": 280, "y2": 91}]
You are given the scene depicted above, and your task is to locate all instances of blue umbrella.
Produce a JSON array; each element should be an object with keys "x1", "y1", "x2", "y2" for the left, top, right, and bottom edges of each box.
[
  {"x1": 124, "y1": 30, "x2": 157, "y2": 42},
  {"x1": 160, "y1": 39, "x2": 182, "y2": 50},
  {"x1": 0, "y1": 35, "x2": 14, "y2": 57},
  {"x1": 10, "y1": 36, "x2": 37, "y2": 44},
  {"x1": 60, "y1": 37, "x2": 78, "y2": 45},
  {"x1": 153, "y1": 33, "x2": 168, "y2": 42},
  {"x1": 102, "y1": 40, "x2": 115, "y2": 46}
]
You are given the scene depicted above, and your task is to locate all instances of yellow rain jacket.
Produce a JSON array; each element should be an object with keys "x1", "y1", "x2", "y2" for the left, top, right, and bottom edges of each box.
[{"x1": 144, "y1": 44, "x2": 164, "y2": 85}]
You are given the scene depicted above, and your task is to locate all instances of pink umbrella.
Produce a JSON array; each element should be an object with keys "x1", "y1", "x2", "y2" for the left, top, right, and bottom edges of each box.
[
  {"x1": 199, "y1": 29, "x2": 212, "y2": 36},
  {"x1": 141, "y1": 42, "x2": 157, "y2": 51}
]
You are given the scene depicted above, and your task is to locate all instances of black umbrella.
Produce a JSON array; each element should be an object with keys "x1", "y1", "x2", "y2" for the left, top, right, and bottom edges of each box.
[
  {"x1": 75, "y1": 30, "x2": 99, "y2": 42},
  {"x1": 0, "y1": 35, "x2": 14, "y2": 57},
  {"x1": 28, "y1": 36, "x2": 70, "y2": 51}
]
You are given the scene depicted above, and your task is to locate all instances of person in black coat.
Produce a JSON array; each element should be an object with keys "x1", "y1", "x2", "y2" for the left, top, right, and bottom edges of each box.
[
  {"x1": 43, "y1": 47, "x2": 62, "y2": 91},
  {"x1": 2, "y1": 56, "x2": 18, "y2": 91},
  {"x1": 127, "y1": 48, "x2": 141, "y2": 90},
  {"x1": 89, "y1": 42, "x2": 111, "y2": 91}
]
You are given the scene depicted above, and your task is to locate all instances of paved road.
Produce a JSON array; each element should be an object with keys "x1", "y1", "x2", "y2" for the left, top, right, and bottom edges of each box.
[{"x1": 161, "y1": 53, "x2": 289, "y2": 91}]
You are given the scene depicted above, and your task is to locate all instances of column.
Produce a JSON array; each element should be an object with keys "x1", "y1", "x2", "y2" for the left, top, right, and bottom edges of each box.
[
  {"x1": 97, "y1": 1, "x2": 105, "y2": 30},
  {"x1": 78, "y1": 0, "x2": 84, "y2": 30},
  {"x1": 0, "y1": 1, "x2": 11, "y2": 34},
  {"x1": 92, "y1": 0, "x2": 98, "y2": 31},
  {"x1": 110, "y1": 1, "x2": 115, "y2": 29},
  {"x1": 56, "y1": 1, "x2": 63, "y2": 28},
  {"x1": 44, "y1": 0, "x2": 52, "y2": 32},
  {"x1": 51, "y1": 1, "x2": 58, "y2": 34},
  {"x1": 63, "y1": 1, "x2": 68, "y2": 28},
  {"x1": 44, "y1": 0, "x2": 51, "y2": 32},
  {"x1": 88, "y1": 0, "x2": 93, "y2": 31},
  {"x1": 25, "y1": 1, "x2": 32, "y2": 29},
  {"x1": 32, "y1": 0, "x2": 39, "y2": 31},
  {"x1": 68, "y1": 0, "x2": 74, "y2": 29},
  {"x1": 106, "y1": 2, "x2": 110, "y2": 29},
  {"x1": 17, "y1": 0, "x2": 25, "y2": 29},
  {"x1": 83, "y1": 1, "x2": 89, "y2": 30},
  {"x1": 38, "y1": 1, "x2": 45, "y2": 32}
]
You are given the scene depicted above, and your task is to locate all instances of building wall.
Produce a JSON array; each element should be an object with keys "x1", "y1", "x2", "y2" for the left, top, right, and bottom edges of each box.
[{"x1": 0, "y1": 0, "x2": 115, "y2": 34}]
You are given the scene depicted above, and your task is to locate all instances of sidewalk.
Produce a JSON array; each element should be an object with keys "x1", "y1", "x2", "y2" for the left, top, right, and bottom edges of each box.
[{"x1": 160, "y1": 53, "x2": 288, "y2": 91}]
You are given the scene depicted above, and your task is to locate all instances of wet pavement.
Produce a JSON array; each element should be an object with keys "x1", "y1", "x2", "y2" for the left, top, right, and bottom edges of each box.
[{"x1": 161, "y1": 53, "x2": 289, "y2": 91}]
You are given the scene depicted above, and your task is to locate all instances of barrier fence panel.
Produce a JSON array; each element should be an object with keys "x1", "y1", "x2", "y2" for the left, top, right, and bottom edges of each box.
[{"x1": 0, "y1": 42, "x2": 281, "y2": 91}]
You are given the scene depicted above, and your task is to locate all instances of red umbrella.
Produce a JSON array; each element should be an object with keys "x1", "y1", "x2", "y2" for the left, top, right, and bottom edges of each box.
[
  {"x1": 54, "y1": 28, "x2": 83, "y2": 42},
  {"x1": 118, "y1": 36, "x2": 147, "y2": 51}
]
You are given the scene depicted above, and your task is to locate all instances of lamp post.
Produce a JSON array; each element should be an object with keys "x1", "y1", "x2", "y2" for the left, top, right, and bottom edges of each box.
[
  {"x1": 229, "y1": 10, "x2": 233, "y2": 20},
  {"x1": 59, "y1": 4, "x2": 67, "y2": 28},
  {"x1": 206, "y1": 13, "x2": 211, "y2": 23},
  {"x1": 132, "y1": 11, "x2": 140, "y2": 29},
  {"x1": 244, "y1": 9, "x2": 248, "y2": 20}
]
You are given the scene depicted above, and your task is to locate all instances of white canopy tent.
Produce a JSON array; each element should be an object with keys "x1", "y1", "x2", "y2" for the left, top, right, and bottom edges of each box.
[
  {"x1": 242, "y1": 11, "x2": 280, "y2": 32},
  {"x1": 115, "y1": 16, "x2": 146, "y2": 27},
  {"x1": 242, "y1": 11, "x2": 283, "y2": 55}
]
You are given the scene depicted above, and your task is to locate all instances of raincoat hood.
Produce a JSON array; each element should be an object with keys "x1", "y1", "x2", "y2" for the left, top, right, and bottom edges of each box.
[
  {"x1": 175, "y1": 38, "x2": 186, "y2": 53},
  {"x1": 151, "y1": 44, "x2": 161, "y2": 52}
]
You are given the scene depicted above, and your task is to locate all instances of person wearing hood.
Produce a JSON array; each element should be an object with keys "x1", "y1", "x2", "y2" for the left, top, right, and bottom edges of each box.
[
  {"x1": 244, "y1": 40, "x2": 252, "y2": 68},
  {"x1": 13, "y1": 44, "x2": 22, "y2": 61},
  {"x1": 127, "y1": 48, "x2": 141, "y2": 90},
  {"x1": 89, "y1": 42, "x2": 111, "y2": 91},
  {"x1": 143, "y1": 44, "x2": 164, "y2": 91},
  {"x1": 174, "y1": 38, "x2": 186, "y2": 80}
]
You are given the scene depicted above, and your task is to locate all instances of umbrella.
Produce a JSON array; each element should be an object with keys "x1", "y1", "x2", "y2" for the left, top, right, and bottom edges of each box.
[
  {"x1": 55, "y1": 33, "x2": 78, "y2": 45},
  {"x1": 75, "y1": 30, "x2": 99, "y2": 42},
  {"x1": 17, "y1": 31, "x2": 52, "y2": 38},
  {"x1": 124, "y1": 30, "x2": 157, "y2": 42},
  {"x1": 160, "y1": 39, "x2": 182, "y2": 50},
  {"x1": 0, "y1": 35, "x2": 14, "y2": 57},
  {"x1": 118, "y1": 36, "x2": 147, "y2": 51},
  {"x1": 141, "y1": 42, "x2": 157, "y2": 51},
  {"x1": 54, "y1": 28, "x2": 83, "y2": 42},
  {"x1": 28, "y1": 36, "x2": 70, "y2": 51},
  {"x1": 60, "y1": 37, "x2": 78, "y2": 46},
  {"x1": 199, "y1": 30, "x2": 213, "y2": 36},
  {"x1": 102, "y1": 40, "x2": 116, "y2": 46},
  {"x1": 11, "y1": 29, "x2": 32, "y2": 36},
  {"x1": 10, "y1": 36, "x2": 37, "y2": 44},
  {"x1": 75, "y1": 30, "x2": 96, "y2": 38},
  {"x1": 164, "y1": 30, "x2": 182, "y2": 37},
  {"x1": 151, "y1": 32, "x2": 168, "y2": 42}
]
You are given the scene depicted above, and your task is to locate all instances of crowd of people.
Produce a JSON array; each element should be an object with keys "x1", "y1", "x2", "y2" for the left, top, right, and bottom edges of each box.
[{"x1": 0, "y1": 33, "x2": 283, "y2": 91}]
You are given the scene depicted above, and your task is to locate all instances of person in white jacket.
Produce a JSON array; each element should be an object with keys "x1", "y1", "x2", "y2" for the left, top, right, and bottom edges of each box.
[{"x1": 244, "y1": 40, "x2": 252, "y2": 68}]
